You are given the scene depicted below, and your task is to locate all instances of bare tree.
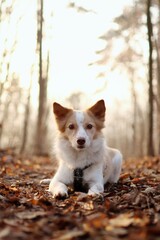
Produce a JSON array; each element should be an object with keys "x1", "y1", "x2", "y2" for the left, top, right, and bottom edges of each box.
[
  {"x1": 35, "y1": 0, "x2": 49, "y2": 155},
  {"x1": 147, "y1": 0, "x2": 155, "y2": 156},
  {"x1": 155, "y1": 0, "x2": 160, "y2": 154},
  {"x1": 94, "y1": 0, "x2": 160, "y2": 156},
  {"x1": 20, "y1": 79, "x2": 32, "y2": 154}
]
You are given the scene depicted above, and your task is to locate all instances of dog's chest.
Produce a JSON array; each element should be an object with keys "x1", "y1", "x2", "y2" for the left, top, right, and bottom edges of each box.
[{"x1": 63, "y1": 149, "x2": 99, "y2": 169}]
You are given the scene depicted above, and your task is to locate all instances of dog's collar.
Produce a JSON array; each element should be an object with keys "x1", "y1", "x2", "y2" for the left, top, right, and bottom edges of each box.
[
  {"x1": 82, "y1": 164, "x2": 93, "y2": 171},
  {"x1": 73, "y1": 164, "x2": 92, "y2": 192}
]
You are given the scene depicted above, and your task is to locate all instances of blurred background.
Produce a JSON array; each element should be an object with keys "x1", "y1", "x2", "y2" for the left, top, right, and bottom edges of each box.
[{"x1": 0, "y1": 0, "x2": 159, "y2": 158}]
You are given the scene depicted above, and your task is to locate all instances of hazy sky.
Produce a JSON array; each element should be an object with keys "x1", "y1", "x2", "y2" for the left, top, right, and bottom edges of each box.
[
  {"x1": 47, "y1": 0, "x2": 134, "y2": 106},
  {"x1": 1, "y1": 0, "x2": 134, "y2": 107}
]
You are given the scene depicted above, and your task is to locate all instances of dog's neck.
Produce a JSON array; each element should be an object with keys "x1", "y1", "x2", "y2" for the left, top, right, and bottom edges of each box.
[{"x1": 57, "y1": 135, "x2": 105, "y2": 169}]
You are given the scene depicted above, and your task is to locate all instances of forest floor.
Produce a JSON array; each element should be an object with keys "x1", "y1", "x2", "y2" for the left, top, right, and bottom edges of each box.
[{"x1": 0, "y1": 149, "x2": 160, "y2": 240}]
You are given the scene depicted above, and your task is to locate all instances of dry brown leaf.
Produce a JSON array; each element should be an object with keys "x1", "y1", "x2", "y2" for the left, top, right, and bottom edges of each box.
[
  {"x1": 82, "y1": 201, "x2": 94, "y2": 210},
  {"x1": 16, "y1": 211, "x2": 46, "y2": 220},
  {"x1": 108, "y1": 213, "x2": 134, "y2": 228},
  {"x1": 1, "y1": 151, "x2": 160, "y2": 240}
]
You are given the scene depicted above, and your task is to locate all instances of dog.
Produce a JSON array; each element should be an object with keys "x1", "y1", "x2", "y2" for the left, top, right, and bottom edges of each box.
[{"x1": 49, "y1": 99, "x2": 122, "y2": 198}]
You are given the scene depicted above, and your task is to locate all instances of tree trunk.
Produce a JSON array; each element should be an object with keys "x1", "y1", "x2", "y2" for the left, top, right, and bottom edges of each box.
[
  {"x1": 157, "y1": 0, "x2": 160, "y2": 154},
  {"x1": 35, "y1": 0, "x2": 48, "y2": 155},
  {"x1": 0, "y1": 62, "x2": 10, "y2": 147},
  {"x1": 20, "y1": 80, "x2": 32, "y2": 154},
  {"x1": 155, "y1": 35, "x2": 160, "y2": 155},
  {"x1": 130, "y1": 76, "x2": 137, "y2": 155},
  {"x1": 147, "y1": 0, "x2": 155, "y2": 156}
]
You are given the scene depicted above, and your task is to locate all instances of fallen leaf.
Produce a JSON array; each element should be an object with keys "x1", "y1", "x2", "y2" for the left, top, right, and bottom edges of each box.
[
  {"x1": 0, "y1": 227, "x2": 11, "y2": 238},
  {"x1": 15, "y1": 211, "x2": 46, "y2": 220},
  {"x1": 82, "y1": 201, "x2": 94, "y2": 210},
  {"x1": 109, "y1": 213, "x2": 134, "y2": 228},
  {"x1": 56, "y1": 230, "x2": 85, "y2": 240}
]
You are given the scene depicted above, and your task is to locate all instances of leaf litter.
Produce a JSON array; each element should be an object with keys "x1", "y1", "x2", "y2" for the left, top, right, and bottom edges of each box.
[{"x1": 0, "y1": 149, "x2": 160, "y2": 240}]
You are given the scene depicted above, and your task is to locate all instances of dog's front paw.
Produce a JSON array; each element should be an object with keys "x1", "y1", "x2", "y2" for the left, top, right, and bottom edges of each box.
[
  {"x1": 54, "y1": 189, "x2": 68, "y2": 199},
  {"x1": 88, "y1": 184, "x2": 104, "y2": 196},
  {"x1": 88, "y1": 189, "x2": 101, "y2": 196},
  {"x1": 49, "y1": 182, "x2": 68, "y2": 199}
]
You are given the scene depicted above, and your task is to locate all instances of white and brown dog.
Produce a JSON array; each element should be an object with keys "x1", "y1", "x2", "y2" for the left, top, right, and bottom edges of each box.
[{"x1": 49, "y1": 100, "x2": 122, "y2": 198}]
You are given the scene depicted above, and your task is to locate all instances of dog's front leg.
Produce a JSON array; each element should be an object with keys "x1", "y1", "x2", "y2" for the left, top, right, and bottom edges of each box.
[
  {"x1": 86, "y1": 165, "x2": 104, "y2": 196},
  {"x1": 49, "y1": 164, "x2": 72, "y2": 198}
]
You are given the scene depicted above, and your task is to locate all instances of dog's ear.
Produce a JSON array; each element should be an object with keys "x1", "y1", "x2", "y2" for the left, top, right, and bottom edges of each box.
[
  {"x1": 88, "y1": 100, "x2": 106, "y2": 121},
  {"x1": 53, "y1": 102, "x2": 72, "y2": 119}
]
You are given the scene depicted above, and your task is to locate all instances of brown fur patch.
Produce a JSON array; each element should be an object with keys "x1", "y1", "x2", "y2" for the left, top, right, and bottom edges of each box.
[
  {"x1": 88, "y1": 100, "x2": 106, "y2": 121},
  {"x1": 87, "y1": 100, "x2": 106, "y2": 130},
  {"x1": 53, "y1": 102, "x2": 73, "y2": 132},
  {"x1": 86, "y1": 110, "x2": 105, "y2": 131}
]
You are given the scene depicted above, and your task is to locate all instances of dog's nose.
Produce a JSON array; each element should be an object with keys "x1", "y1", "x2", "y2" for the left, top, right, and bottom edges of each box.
[{"x1": 77, "y1": 138, "x2": 86, "y2": 146}]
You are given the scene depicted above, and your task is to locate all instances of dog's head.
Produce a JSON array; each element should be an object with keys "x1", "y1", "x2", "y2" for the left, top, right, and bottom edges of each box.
[{"x1": 53, "y1": 100, "x2": 106, "y2": 150}]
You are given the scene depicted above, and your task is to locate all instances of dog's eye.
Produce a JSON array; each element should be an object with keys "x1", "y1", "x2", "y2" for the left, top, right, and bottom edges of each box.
[
  {"x1": 68, "y1": 124, "x2": 75, "y2": 130},
  {"x1": 86, "y1": 124, "x2": 93, "y2": 130}
]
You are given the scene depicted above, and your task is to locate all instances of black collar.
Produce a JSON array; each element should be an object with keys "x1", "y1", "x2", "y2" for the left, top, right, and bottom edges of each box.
[{"x1": 73, "y1": 164, "x2": 92, "y2": 192}]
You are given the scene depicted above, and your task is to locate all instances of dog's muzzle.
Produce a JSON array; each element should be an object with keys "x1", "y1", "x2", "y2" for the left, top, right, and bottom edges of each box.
[{"x1": 77, "y1": 138, "x2": 86, "y2": 149}]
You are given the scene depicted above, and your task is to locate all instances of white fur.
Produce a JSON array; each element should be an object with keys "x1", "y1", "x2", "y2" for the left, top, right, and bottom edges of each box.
[
  {"x1": 75, "y1": 111, "x2": 91, "y2": 148},
  {"x1": 48, "y1": 102, "x2": 123, "y2": 198}
]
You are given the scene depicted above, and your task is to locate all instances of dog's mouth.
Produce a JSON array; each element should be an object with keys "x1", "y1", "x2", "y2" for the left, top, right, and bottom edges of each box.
[{"x1": 77, "y1": 145, "x2": 85, "y2": 149}]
